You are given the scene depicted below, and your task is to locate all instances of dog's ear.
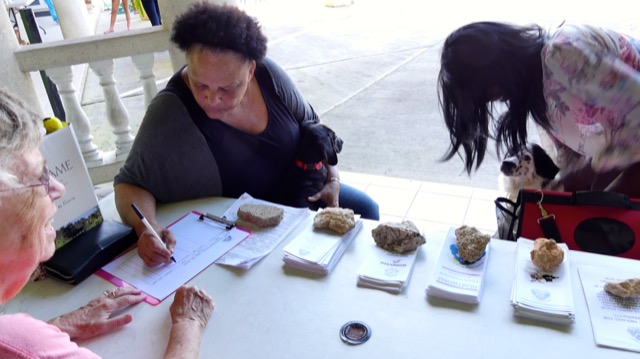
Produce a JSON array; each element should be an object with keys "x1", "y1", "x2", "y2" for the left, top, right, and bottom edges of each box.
[
  {"x1": 321, "y1": 126, "x2": 342, "y2": 166},
  {"x1": 531, "y1": 144, "x2": 560, "y2": 179}
]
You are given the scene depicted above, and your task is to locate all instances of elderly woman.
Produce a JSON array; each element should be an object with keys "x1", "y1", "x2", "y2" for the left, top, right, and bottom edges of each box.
[
  {"x1": 114, "y1": 3, "x2": 379, "y2": 266},
  {"x1": 0, "y1": 88, "x2": 214, "y2": 358}
]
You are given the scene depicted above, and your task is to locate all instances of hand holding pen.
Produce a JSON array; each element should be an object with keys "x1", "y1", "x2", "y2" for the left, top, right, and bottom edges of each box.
[{"x1": 131, "y1": 203, "x2": 176, "y2": 265}]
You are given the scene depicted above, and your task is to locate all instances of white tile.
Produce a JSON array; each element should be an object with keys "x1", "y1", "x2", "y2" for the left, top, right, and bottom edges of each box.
[
  {"x1": 463, "y1": 199, "x2": 499, "y2": 233},
  {"x1": 418, "y1": 181, "x2": 474, "y2": 197},
  {"x1": 364, "y1": 185, "x2": 418, "y2": 218},
  {"x1": 366, "y1": 175, "x2": 423, "y2": 191},
  {"x1": 406, "y1": 192, "x2": 469, "y2": 224},
  {"x1": 472, "y1": 187, "x2": 505, "y2": 201}
]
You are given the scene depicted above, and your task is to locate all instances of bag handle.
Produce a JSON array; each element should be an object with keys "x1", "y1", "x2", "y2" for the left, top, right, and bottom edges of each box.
[{"x1": 572, "y1": 191, "x2": 631, "y2": 208}]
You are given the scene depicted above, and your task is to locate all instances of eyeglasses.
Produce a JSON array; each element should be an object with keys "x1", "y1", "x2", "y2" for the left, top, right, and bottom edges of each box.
[{"x1": 0, "y1": 165, "x2": 51, "y2": 196}]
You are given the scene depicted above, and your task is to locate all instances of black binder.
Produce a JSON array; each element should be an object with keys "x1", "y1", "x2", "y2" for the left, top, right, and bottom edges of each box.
[{"x1": 45, "y1": 220, "x2": 138, "y2": 284}]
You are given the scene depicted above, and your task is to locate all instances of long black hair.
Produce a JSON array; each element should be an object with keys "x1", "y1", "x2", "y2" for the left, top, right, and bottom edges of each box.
[{"x1": 437, "y1": 22, "x2": 550, "y2": 174}]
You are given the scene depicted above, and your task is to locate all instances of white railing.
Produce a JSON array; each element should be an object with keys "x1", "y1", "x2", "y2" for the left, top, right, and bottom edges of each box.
[{"x1": 6, "y1": 0, "x2": 232, "y2": 184}]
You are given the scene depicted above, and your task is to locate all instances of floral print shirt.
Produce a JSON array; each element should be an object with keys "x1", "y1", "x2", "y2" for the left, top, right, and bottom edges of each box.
[{"x1": 541, "y1": 24, "x2": 640, "y2": 172}]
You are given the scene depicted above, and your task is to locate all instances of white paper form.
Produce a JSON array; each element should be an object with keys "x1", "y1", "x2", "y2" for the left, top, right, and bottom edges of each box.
[
  {"x1": 578, "y1": 265, "x2": 640, "y2": 353},
  {"x1": 101, "y1": 212, "x2": 250, "y2": 301},
  {"x1": 215, "y1": 193, "x2": 310, "y2": 269}
]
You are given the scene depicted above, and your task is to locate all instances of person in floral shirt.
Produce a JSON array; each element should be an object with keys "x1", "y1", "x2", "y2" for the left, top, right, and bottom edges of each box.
[{"x1": 437, "y1": 21, "x2": 640, "y2": 197}]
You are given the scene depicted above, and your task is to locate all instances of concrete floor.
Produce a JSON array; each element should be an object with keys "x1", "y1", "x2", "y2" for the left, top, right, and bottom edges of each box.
[{"x1": 30, "y1": 0, "x2": 639, "y2": 191}]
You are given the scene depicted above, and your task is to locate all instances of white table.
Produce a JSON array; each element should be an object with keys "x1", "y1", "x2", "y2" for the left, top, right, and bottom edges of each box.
[{"x1": 6, "y1": 196, "x2": 640, "y2": 358}]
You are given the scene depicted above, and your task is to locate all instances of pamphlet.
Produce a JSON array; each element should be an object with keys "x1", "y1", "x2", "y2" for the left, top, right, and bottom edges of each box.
[
  {"x1": 357, "y1": 243, "x2": 420, "y2": 294},
  {"x1": 425, "y1": 226, "x2": 490, "y2": 304},
  {"x1": 510, "y1": 237, "x2": 575, "y2": 325},
  {"x1": 578, "y1": 265, "x2": 640, "y2": 353}
]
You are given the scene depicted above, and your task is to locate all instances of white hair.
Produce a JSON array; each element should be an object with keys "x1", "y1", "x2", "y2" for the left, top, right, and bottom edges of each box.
[{"x1": 0, "y1": 88, "x2": 43, "y2": 189}]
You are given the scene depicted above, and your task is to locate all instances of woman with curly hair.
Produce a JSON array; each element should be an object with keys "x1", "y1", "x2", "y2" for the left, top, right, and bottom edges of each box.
[
  {"x1": 438, "y1": 22, "x2": 640, "y2": 197},
  {"x1": 114, "y1": 3, "x2": 379, "y2": 266}
]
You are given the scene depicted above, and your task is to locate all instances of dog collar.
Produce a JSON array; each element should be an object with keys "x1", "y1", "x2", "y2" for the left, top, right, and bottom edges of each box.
[{"x1": 295, "y1": 160, "x2": 323, "y2": 171}]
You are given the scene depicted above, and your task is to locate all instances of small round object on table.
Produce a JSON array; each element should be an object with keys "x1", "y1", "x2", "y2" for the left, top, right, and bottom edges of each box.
[{"x1": 339, "y1": 321, "x2": 371, "y2": 345}]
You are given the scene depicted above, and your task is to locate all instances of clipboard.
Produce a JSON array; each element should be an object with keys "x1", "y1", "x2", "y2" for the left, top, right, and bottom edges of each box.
[{"x1": 96, "y1": 211, "x2": 251, "y2": 305}]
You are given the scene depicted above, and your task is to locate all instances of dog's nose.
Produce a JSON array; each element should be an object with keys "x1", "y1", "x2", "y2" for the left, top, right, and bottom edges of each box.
[{"x1": 500, "y1": 161, "x2": 516, "y2": 175}]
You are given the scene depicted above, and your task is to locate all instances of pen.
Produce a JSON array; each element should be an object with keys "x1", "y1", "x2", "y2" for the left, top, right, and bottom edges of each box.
[
  {"x1": 131, "y1": 202, "x2": 176, "y2": 263},
  {"x1": 198, "y1": 212, "x2": 236, "y2": 229}
]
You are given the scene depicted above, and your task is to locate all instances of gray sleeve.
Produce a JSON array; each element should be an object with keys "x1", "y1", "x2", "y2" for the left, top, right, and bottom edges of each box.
[
  {"x1": 262, "y1": 57, "x2": 320, "y2": 125},
  {"x1": 114, "y1": 92, "x2": 222, "y2": 203}
]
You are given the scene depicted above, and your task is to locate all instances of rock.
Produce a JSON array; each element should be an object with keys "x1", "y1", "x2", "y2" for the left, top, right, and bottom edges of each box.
[
  {"x1": 313, "y1": 207, "x2": 356, "y2": 234},
  {"x1": 604, "y1": 278, "x2": 640, "y2": 298},
  {"x1": 372, "y1": 220, "x2": 426, "y2": 254},
  {"x1": 237, "y1": 203, "x2": 284, "y2": 228},
  {"x1": 455, "y1": 225, "x2": 490, "y2": 263},
  {"x1": 530, "y1": 237, "x2": 564, "y2": 271}
]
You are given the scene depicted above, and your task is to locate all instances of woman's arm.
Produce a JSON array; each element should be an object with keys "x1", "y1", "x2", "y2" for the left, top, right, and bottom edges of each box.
[
  {"x1": 115, "y1": 182, "x2": 176, "y2": 266},
  {"x1": 164, "y1": 286, "x2": 214, "y2": 359}
]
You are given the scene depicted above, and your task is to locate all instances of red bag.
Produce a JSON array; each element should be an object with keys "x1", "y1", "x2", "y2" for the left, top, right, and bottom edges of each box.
[{"x1": 515, "y1": 189, "x2": 640, "y2": 259}]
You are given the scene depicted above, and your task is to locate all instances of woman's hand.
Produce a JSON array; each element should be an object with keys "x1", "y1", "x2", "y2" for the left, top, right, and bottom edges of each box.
[
  {"x1": 138, "y1": 227, "x2": 176, "y2": 266},
  {"x1": 308, "y1": 179, "x2": 340, "y2": 207},
  {"x1": 48, "y1": 287, "x2": 146, "y2": 340},
  {"x1": 170, "y1": 285, "x2": 214, "y2": 330}
]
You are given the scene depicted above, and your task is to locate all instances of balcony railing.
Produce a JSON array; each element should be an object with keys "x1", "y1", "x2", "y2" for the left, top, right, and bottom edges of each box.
[{"x1": 5, "y1": 0, "x2": 229, "y2": 184}]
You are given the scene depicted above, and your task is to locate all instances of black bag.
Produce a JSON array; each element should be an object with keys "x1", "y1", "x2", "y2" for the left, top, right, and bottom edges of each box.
[
  {"x1": 496, "y1": 189, "x2": 640, "y2": 259},
  {"x1": 45, "y1": 220, "x2": 138, "y2": 284}
]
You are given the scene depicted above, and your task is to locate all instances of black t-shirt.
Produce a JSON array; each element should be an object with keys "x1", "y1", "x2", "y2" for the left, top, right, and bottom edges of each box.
[{"x1": 162, "y1": 58, "x2": 315, "y2": 202}]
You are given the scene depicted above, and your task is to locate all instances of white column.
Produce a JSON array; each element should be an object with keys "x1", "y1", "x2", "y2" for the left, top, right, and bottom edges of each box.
[
  {"x1": 45, "y1": 66, "x2": 102, "y2": 165},
  {"x1": 51, "y1": 0, "x2": 92, "y2": 38},
  {"x1": 88, "y1": 59, "x2": 135, "y2": 160},
  {"x1": 131, "y1": 53, "x2": 158, "y2": 109}
]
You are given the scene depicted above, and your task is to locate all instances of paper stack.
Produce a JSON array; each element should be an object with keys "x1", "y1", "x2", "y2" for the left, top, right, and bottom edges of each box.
[
  {"x1": 425, "y1": 227, "x2": 491, "y2": 304},
  {"x1": 578, "y1": 265, "x2": 640, "y2": 353},
  {"x1": 215, "y1": 193, "x2": 309, "y2": 270},
  {"x1": 282, "y1": 219, "x2": 362, "y2": 275},
  {"x1": 510, "y1": 237, "x2": 575, "y2": 325},
  {"x1": 357, "y1": 244, "x2": 420, "y2": 294}
]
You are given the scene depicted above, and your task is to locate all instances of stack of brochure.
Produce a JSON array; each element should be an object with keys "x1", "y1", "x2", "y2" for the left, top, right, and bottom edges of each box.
[
  {"x1": 282, "y1": 219, "x2": 362, "y2": 275},
  {"x1": 510, "y1": 237, "x2": 575, "y2": 325},
  {"x1": 357, "y1": 244, "x2": 420, "y2": 294},
  {"x1": 425, "y1": 227, "x2": 491, "y2": 304}
]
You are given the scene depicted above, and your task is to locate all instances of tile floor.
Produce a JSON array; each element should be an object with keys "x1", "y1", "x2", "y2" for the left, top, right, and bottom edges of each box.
[{"x1": 340, "y1": 171, "x2": 503, "y2": 236}]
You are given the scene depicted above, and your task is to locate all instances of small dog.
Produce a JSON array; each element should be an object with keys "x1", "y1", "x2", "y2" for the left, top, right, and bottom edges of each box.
[
  {"x1": 280, "y1": 123, "x2": 343, "y2": 208},
  {"x1": 498, "y1": 143, "x2": 560, "y2": 201}
]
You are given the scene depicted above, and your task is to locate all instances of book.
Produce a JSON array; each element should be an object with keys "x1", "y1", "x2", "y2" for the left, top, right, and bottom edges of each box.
[
  {"x1": 510, "y1": 237, "x2": 575, "y2": 325},
  {"x1": 282, "y1": 215, "x2": 363, "y2": 275},
  {"x1": 39, "y1": 125, "x2": 103, "y2": 249},
  {"x1": 357, "y1": 244, "x2": 420, "y2": 294},
  {"x1": 425, "y1": 226, "x2": 491, "y2": 304}
]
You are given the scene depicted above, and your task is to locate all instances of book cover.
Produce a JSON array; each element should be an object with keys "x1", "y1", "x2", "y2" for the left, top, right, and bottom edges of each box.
[{"x1": 39, "y1": 125, "x2": 103, "y2": 249}]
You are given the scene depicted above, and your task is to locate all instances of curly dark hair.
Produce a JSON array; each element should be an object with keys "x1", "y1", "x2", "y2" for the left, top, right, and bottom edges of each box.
[
  {"x1": 171, "y1": 2, "x2": 268, "y2": 63},
  {"x1": 437, "y1": 22, "x2": 550, "y2": 174}
]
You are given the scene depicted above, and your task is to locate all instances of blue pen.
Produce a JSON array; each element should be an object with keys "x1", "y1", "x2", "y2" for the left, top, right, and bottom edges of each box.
[{"x1": 131, "y1": 202, "x2": 176, "y2": 263}]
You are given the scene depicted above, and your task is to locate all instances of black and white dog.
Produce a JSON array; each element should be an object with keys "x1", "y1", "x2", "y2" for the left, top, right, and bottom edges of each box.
[
  {"x1": 280, "y1": 123, "x2": 343, "y2": 208},
  {"x1": 498, "y1": 143, "x2": 560, "y2": 201}
]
